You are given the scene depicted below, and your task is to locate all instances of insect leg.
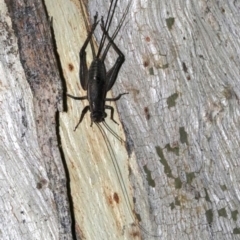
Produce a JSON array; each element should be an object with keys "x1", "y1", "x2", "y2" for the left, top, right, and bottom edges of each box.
[
  {"x1": 74, "y1": 106, "x2": 90, "y2": 131},
  {"x1": 79, "y1": 13, "x2": 99, "y2": 90},
  {"x1": 67, "y1": 94, "x2": 87, "y2": 100},
  {"x1": 100, "y1": 21, "x2": 125, "y2": 91},
  {"x1": 105, "y1": 105, "x2": 118, "y2": 124},
  {"x1": 105, "y1": 92, "x2": 128, "y2": 101},
  {"x1": 79, "y1": 0, "x2": 96, "y2": 60}
]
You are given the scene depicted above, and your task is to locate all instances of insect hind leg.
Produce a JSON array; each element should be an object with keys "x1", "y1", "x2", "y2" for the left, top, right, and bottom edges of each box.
[{"x1": 100, "y1": 20, "x2": 125, "y2": 91}]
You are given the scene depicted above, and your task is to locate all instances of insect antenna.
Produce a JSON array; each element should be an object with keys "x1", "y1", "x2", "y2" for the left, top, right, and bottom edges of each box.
[
  {"x1": 95, "y1": 122, "x2": 134, "y2": 218},
  {"x1": 79, "y1": 0, "x2": 97, "y2": 58},
  {"x1": 102, "y1": 120, "x2": 125, "y2": 143},
  {"x1": 97, "y1": 0, "x2": 118, "y2": 58},
  {"x1": 95, "y1": 122, "x2": 160, "y2": 238},
  {"x1": 101, "y1": 1, "x2": 131, "y2": 61}
]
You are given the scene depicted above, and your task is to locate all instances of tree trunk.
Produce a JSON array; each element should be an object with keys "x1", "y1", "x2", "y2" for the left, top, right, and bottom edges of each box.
[
  {"x1": 1, "y1": 0, "x2": 240, "y2": 240},
  {"x1": 1, "y1": 0, "x2": 73, "y2": 239}
]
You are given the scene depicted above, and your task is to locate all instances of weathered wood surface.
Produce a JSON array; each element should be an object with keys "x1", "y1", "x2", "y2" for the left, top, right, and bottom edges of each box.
[
  {"x1": 1, "y1": 0, "x2": 72, "y2": 239},
  {"x1": 56, "y1": 0, "x2": 240, "y2": 239},
  {"x1": 1, "y1": 0, "x2": 240, "y2": 239}
]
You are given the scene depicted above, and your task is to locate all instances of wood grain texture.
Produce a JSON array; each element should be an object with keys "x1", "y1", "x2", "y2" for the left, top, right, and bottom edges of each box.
[
  {"x1": 48, "y1": 0, "x2": 240, "y2": 239},
  {"x1": 1, "y1": 0, "x2": 240, "y2": 239},
  {"x1": 45, "y1": 0, "x2": 137, "y2": 239},
  {"x1": 105, "y1": 1, "x2": 240, "y2": 239},
  {"x1": 70, "y1": 1, "x2": 240, "y2": 239},
  {"x1": 1, "y1": 0, "x2": 72, "y2": 239}
]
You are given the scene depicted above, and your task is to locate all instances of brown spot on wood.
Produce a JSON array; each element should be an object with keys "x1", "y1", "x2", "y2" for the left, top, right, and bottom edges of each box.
[
  {"x1": 129, "y1": 228, "x2": 141, "y2": 238},
  {"x1": 70, "y1": 159, "x2": 76, "y2": 169},
  {"x1": 187, "y1": 75, "x2": 191, "y2": 80},
  {"x1": 107, "y1": 194, "x2": 113, "y2": 206},
  {"x1": 145, "y1": 36, "x2": 150, "y2": 42},
  {"x1": 36, "y1": 178, "x2": 48, "y2": 189},
  {"x1": 144, "y1": 107, "x2": 150, "y2": 120},
  {"x1": 68, "y1": 63, "x2": 74, "y2": 71},
  {"x1": 113, "y1": 192, "x2": 119, "y2": 204},
  {"x1": 143, "y1": 60, "x2": 149, "y2": 67}
]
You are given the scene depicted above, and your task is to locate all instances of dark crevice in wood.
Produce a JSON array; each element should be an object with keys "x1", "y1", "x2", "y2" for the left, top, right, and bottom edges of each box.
[
  {"x1": 42, "y1": 0, "x2": 76, "y2": 237},
  {"x1": 55, "y1": 111, "x2": 78, "y2": 240},
  {"x1": 41, "y1": 0, "x2": 68, "y2": 112}
]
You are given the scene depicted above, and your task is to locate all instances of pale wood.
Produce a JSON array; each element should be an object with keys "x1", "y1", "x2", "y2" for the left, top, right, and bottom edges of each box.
[{"x1": 46, "y1": 0, "x2": 136, "y2": 239}]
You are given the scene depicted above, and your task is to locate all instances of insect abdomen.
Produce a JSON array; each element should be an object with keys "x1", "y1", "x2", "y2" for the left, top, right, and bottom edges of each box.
[
  {"x1": 88, "y1": 59, "x2": 106, "y2": 86},
  {"x1": 88, "y1": 59, "x2": 107, "y2": 118}
]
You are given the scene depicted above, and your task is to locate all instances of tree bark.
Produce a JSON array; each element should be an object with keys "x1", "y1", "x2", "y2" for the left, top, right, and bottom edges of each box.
[
  {"x1": 1, "y1": 0, "x2": 240, "y2": 240},
  {"x1": 1, "y1": 0, "x2": 73, "y2": 239}
]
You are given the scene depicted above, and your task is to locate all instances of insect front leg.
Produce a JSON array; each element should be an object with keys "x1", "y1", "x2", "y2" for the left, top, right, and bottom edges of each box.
[{"x1": 105, "y1": 105, "x2": 118, "y2": 125}]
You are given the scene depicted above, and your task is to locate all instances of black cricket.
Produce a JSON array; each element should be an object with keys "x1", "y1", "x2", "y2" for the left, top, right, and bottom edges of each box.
[{"x1": 67, "y1": 0, "x2": 130, "y2": 130}]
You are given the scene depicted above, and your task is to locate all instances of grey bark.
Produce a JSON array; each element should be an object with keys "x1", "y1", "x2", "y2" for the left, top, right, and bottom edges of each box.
[
  {"x1": 1, "y1": 0, "x2": 73, "y2": 239},
  {"x1": 75, "y1": 1, "x2": 240, "y2": 239}
]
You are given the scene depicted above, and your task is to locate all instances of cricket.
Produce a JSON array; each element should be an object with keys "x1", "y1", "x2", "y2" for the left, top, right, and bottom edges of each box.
[{"x1": 67, "y1": 0, "x2": 130, "y2": 129}]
